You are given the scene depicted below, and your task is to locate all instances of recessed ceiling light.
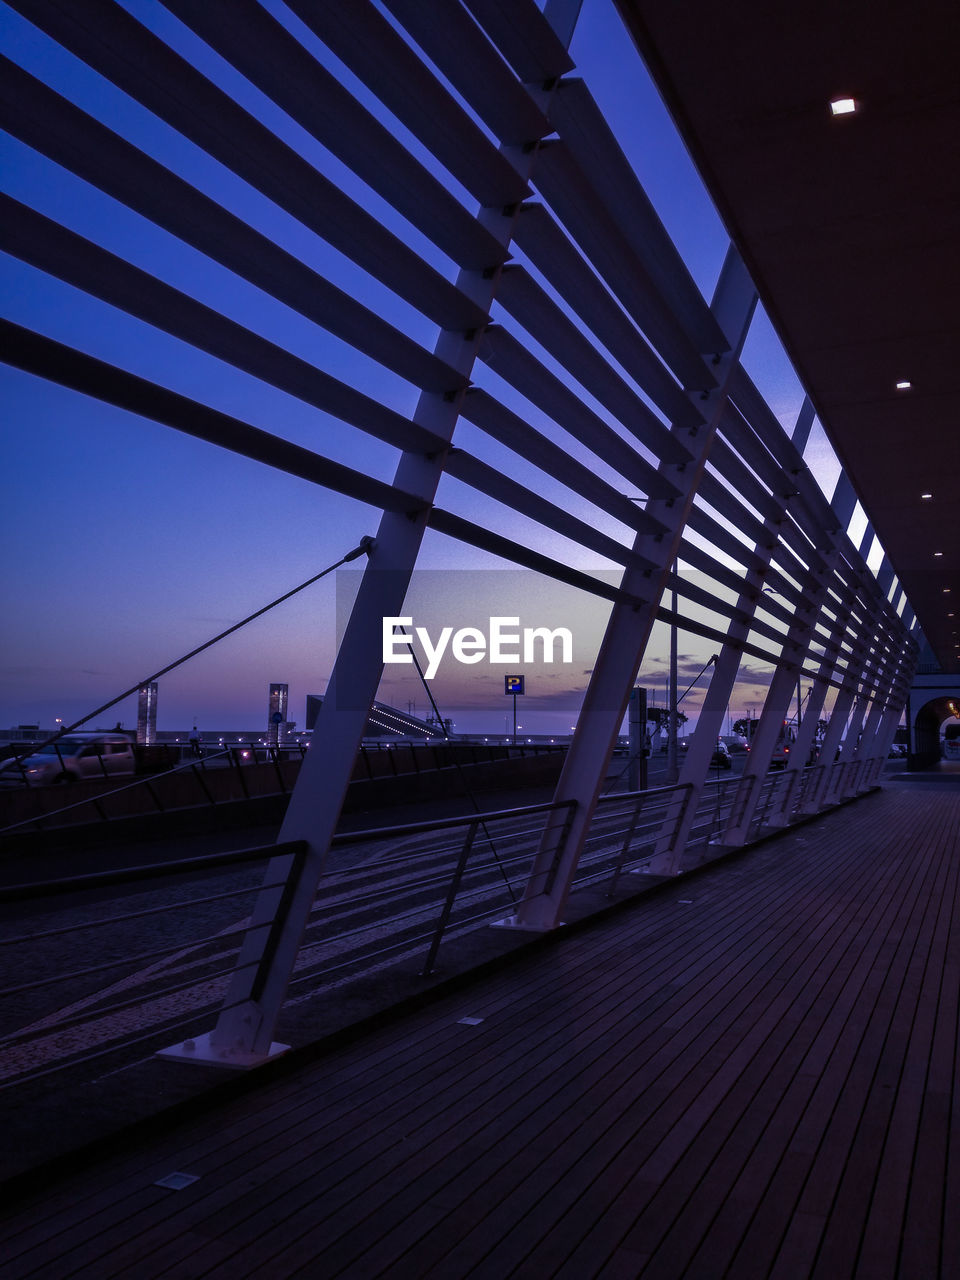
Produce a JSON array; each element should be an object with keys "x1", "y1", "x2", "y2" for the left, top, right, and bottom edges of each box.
[
  {"x1": 895, "y1": 380, "x2": 912, "y2": 390},
  {"x1": 830, "y1": 97, "x2": 857, "y2": 116}
]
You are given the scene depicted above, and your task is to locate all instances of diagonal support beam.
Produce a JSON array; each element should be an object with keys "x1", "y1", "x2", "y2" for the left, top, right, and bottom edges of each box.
[
  {"x1": 167, "y1": 14, "x2": 583, "y2": 1064},
  {"x1": 507, "y1": 245, "x2": 757, "y2": 930},
  {"x1": 646, "y1": 396, "x2": 816, "y2": 875}
]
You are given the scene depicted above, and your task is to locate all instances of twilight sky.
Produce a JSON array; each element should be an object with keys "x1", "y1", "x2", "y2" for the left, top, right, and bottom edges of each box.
[{"x1": 0, "y1": 0, "x2": 842, "y2": 735}]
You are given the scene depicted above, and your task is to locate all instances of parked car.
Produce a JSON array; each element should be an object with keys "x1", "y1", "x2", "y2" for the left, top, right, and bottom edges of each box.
[{"x1": 0, "y1": 733, "x2": 137, "y2": 786}]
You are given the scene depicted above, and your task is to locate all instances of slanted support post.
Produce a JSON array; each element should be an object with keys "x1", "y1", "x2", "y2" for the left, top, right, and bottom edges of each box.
[
  {"x1": 716, "y1": 518, "x2": 858, "y2": 845},
  {"x1": 509, "y1": 246, "x2": 757, "y2": 929},
  {"x1": 648, "y1": 390, "x2": 814, "y2": 876},
  {"x1": 162, "y1": 75, "x2": 578, "y2": 1065}
]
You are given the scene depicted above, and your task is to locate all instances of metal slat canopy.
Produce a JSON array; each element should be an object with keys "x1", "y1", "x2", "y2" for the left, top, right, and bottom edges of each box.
[
  {"x1": 549, "y1": 77, "x2": 729, "y2": 354},
  {"x1": 0, "y1": 321, "x2": 426, "y2": 517},
  {"x1": 161, "y1": 0, "x2": 506, "y2": 273},
  {"x1": 0, "y1": 60, "x2": 466, "y2": 397},
  {"x1": 513, "y1": 203, "x2": 702, "y2": 429},
  {"x1": 0, "y1": 195, "x2": 444, "y2": 458},
  {"x1": 444, "y1": 451, "x2": 657, "y2": 572},
  {"x1": 459, "y1": 388, "x2": 668, "y2": 537},
  {"x1": 287, "y1": 0, "x2": 532, "y2": 208},
  {"x1": 0, "y1": 0, "x2": 922, "y2": 1069},
  {"x1": 495, "y1": 265, "x2": 692, "y2": 465},
  {"x1": 6, "y1": 0, "x2": 489, "y2": 337},
  {"x1": 463, "y1": 0, "x2": 576, "y2": 83},
  {"x1": 478, "y1": 325, "x2": 680, "y2": 500},
  {"x1": 381, "y1": 0, "x2": 552, "y2": 144},
  {"x1": 532, "y1": 141, "x2": 718, "y2": 389},
  {"x1": 707, "y1": 435, "x2": 788, "y2": 527},
  {"x1": 426, "y1": 510, "x2": 646, "y2": 608}
]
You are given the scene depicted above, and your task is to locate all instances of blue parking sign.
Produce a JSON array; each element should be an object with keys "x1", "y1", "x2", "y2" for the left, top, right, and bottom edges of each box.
[{"x1": 504, "y1": 675, "x2": 525, "y2": 695}]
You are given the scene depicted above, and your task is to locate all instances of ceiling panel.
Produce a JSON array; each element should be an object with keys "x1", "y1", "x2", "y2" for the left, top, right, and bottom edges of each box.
[{"x1": 615, "y1": 0, "x2": 960, "y2": 672}]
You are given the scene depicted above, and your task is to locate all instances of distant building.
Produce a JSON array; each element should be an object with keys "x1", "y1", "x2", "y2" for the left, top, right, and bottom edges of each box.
[
  {"x1": 137, "y1": 682, "x2": 158, "y2": 745},
  {"x1": 267, "y1": 683, "x2": 289, "y2": 746}
]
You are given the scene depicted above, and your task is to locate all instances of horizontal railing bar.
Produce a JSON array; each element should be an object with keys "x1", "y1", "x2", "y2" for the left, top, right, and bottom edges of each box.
[
  {"x1": 321, "y1": 836, "x2": 546, "y2": 897},
  {"x1": 304, "y1": 865, "x2": 531, "y2": 943},
  {"x1": 0, "y1": 924, "x2": 249, "y2": 998},
  {"x1": 329, "y1": 798, "x2": 575, "y2": 847},
  {"x1": 0, "y1": 999, "x2": 237, "y2": 1091},
  {"x1": 595, "y1": 782, "x2": 692, "y2": 807},
  {"x1": 0, "y1": 963, "x2": 235, "y2": 1051},
  {"x1": 0, "y1": 841, "x2": 305, "y2": 904},
  {"x1": 0, "y1": 878, "x2": 282, "y2": 951}
]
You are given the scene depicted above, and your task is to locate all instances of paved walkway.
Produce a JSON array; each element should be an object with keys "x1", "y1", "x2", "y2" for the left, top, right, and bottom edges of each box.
[{"x1": 1, "y1": 780, "x2": 957, "y2": 1278}]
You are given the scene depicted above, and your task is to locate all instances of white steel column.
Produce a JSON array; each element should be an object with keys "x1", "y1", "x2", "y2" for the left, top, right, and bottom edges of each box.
[
  {"x1": 766, "y1": 674, "x2": 830, "y2": 825},
  {"x1": 835, "y1": 620, "x2": 898, "y2": 797},
  {"x1": 166, "y1": 89, "x2": 576, "y2": 1067},
  {"x1": 822, "y1": 590, "x2": 890, "y2": 805},
  {"x1": 510, "y1": 246, "x2": 757, "y2": 929},
  {"x1": 716, "y1": 550, "x2": 838, "y2": 847},
  {"x1": 844, "y1": 561, "x2": 906, "y2": 789},
  {"x1": 646, "y1": 402, "x2": 811, "y2": 874}
]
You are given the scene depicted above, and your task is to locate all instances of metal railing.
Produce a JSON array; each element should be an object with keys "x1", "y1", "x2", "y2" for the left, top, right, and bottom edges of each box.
[
  {"x1": 0, "y1": 740, "x2": 566, "y2": 838},
  {"x1": 0, "y1": 840, "x2": 305, "y2": 1089},
  {"x1": 0, "y1": 757, "x2": 884, "y2": 1103},
  {"x1": 0, "y1": 796, "x2": 579, "y2": 1092}
]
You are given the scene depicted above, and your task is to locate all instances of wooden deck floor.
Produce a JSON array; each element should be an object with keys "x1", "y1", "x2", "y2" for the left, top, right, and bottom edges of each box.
[{"x1": 1, "y1": 781, "x2": 957, "y2": 1279}]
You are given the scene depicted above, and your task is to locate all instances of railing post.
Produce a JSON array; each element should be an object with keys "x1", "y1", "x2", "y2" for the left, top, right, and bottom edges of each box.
[
  {"x1": 420, "y1": 820, "x2": 480, "y2": 976},
  {"x1": 190, "y1": 760, "x2": 216, "y2": 807},
  {"x1": 201, "y1": 46, "x2": 583, "y2": 1058},
  {"x1": 268, "y1": 745, "x2": 286, "y2": 794},
  {"x1": 160, "y1": 841, "x2": 309, "y2": 1066},
  {"x1": 607, "y1": 792, "x2": 646, "y2": 894}
]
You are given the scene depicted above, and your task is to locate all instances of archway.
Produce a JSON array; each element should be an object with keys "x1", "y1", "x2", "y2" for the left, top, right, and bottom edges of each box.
[{"x1": 909, "y1": 693, "x2": 960, "y2": 768}]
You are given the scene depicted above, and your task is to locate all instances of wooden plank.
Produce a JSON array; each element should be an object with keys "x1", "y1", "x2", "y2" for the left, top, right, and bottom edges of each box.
[
  {"x1": 219, "y1": 823, "x2": 881, "y2": 1274},
  {"x1": 94, "y1": 857, "x2": 824, "y2": 1274},
  {"x1": 0, "y1": 788, "x2": 955, "y2": 1279}
]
